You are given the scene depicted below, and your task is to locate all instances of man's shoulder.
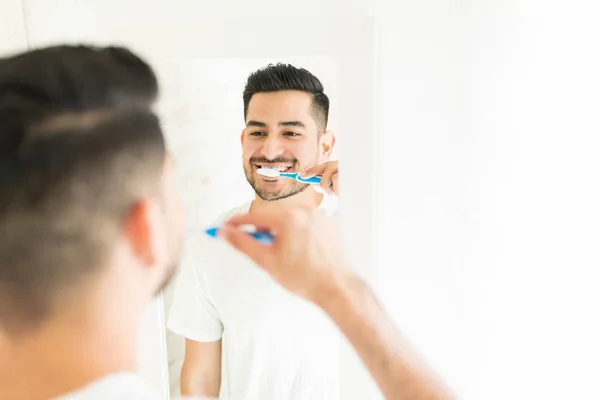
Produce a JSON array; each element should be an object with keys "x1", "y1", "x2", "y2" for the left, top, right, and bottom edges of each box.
[
  {"x1": 181, "y1": 202, "x2": 252, "y2": 262},
  {"x1": 212, "y1": 201, "x2": 252, "y2": 225},
  {"x1": 192, "y1": 201, "x2": 253, "y2": 257},
  {"x1": 319, "y1": 193, "x2": 340, "y2": 217}
]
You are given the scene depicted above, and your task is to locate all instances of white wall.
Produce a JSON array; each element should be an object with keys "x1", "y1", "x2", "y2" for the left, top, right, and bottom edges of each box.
[
  {"x1": 375, "y1": 4, "x2": 473, "y2": 397},
  {"x1": 0, "y1": 0, "x2": 28, "y2": 54},
  {"x1": 376, "y1": 2, "x2": 600, "y2": 400}
]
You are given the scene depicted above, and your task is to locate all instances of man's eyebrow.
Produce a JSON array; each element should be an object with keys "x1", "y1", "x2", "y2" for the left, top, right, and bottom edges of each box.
[
  {"x1": 246, "y1": 120, "x2": 307, "y2": 128},
  {"x1": 246, "y1": 120, "x2": 267, "y2": 127},
  {"x1": 279, "y1": 121, "x2": 306, "y2": 128}
]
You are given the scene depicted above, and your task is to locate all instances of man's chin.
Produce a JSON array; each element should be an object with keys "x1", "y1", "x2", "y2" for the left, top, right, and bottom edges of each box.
[
  {"x1": 255, "y1": 185, "x2": 310, "y2": 201},
  {"x1": 255, "y1": 181, "x2": 287, "y2": 197},
  {"x1": 257, "y1": 191, "x2": 285, "y2": 201}
]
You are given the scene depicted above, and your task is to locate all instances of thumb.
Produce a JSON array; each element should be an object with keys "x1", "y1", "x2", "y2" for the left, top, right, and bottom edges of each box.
[
  {"x1": 301, "y1": 163, "x2": 327, "y2": 178},
  {"x1": 219, "y1": 224, "x2": 273, "y2": 268}
]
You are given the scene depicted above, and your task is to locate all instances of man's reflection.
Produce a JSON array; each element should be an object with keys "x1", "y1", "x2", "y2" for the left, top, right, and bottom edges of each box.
[{"x1": 167, "y1": 63, "x2": 340, "y2": 400}]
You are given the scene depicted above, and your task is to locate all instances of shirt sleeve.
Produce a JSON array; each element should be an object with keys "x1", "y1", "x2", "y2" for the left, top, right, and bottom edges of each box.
[{"x1": 166, "y1": 245, "x2": 223, "y2": 342}]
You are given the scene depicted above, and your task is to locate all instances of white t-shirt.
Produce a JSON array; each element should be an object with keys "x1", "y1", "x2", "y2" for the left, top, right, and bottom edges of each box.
[
  {"x1": 167, "y1": 194, "x2": 341, "y2": 400},
  {"x1": 52, "y1": 373, "x2": 214, "y2": 400}
]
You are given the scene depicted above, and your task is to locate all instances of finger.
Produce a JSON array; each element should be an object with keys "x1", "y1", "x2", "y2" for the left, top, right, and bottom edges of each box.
[
  {"x1": 300, "y1": 162, "x2": 328, "y2": 178},
  {"x1": 320, "y1": 168, "x2": 336, "y2": 193},
  {"x1": 331, "y1": 173, "x2": 339, "y2": 195},
  {"x1": 219, "y1": 224, "x2": 274, "y2": 267}
]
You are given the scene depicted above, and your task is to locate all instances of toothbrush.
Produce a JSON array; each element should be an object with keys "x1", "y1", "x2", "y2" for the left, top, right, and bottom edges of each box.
[
  {"x1": 257, "y1": 167, "x2": 323, "y2": 184},
  {"x1": 204, "y1": 226, "x2": 274, "y2": 244}
]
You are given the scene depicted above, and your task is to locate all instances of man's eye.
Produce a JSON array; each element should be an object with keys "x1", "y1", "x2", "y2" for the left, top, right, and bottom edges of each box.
[
  {"x1": 250, "y1": 132, "x2": 266, "y2": 136},
  {"x1": 284, "y1": 132, "x2": 300, "y2": 136}
]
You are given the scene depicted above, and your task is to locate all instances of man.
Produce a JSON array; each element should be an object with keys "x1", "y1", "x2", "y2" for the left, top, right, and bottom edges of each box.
[
  {"x1": 0, "y1": 45, "x2": 453, "y2": 400},
  {"x1": 167, "y1": 64, "x2": 343, "y2": 400},
  {"x1": 0, "y1": 45, "x2": 185, "y2": 399}
]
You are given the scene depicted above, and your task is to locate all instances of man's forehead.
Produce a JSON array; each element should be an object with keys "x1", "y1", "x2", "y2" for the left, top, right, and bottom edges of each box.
[{"x1": 248, "y1": 91, "x2": 312, "y2": 111}]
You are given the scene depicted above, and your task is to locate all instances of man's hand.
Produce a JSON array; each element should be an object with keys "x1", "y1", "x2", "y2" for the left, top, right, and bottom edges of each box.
[
  {"x1": 219, "y1": 207, "x2": 455, "y2": 400},
  {"x1": 219, "y1": 207, "x2": 348, "y2": 305},
  {"x1": 301, "y1": 160, "x2": 339, "y2": 195}
]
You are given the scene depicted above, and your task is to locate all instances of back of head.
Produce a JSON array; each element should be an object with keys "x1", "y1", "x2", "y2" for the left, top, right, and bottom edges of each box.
[
  {"x1": 242, "y1": 63, "x2": 330, "y2": 131},
  {"x1": 0, "y1": 45, "x2": 166, "y2": 337}
]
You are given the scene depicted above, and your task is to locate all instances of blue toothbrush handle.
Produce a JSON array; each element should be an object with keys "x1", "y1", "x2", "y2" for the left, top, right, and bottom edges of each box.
[
  {"x1": 280, "y1": 172, "x2": 334, "y2": 186},
  {"x1": 296, "y1": 174, "x2": 334, "y2": 187},
  {"x1": 295, "y1": 175, "x2": 322, "y2": 184},
  {"x1": 205, "y1": 226, "x2": 274, "y2": 244},
  {"x1": 280, "y1": 172, "x2": 322, "y2": 184},
  {"x1": 247, "y1": 231, "x2": 275, "y2": 244}
]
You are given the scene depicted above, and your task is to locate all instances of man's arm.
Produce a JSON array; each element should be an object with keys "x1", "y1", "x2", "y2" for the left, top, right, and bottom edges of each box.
[
  {"x1": 180, "y1": 339, "x2": 221, "y2": 397},
  {"x1": 318, "y1": 273, "x2": 454, "y2": 400},
  {"x1": 166, "y1": 242, "x2": 225, "y2": 397},
  {"x1": 219, "y1": 208, "x2": 455, "y2": 400}
]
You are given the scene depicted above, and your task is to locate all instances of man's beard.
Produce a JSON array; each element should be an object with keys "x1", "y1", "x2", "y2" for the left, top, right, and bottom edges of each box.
[{"x1": 244, "y1": 156, "x2": 312, "y2": 201}]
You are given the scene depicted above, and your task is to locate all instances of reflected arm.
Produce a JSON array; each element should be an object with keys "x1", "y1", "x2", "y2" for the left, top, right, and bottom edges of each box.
[{"x1": 180, "y1": 338, "x2": 222, "y2": 397}]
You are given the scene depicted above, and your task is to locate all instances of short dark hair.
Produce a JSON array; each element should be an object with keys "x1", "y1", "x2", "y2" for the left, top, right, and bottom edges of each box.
[
  {"x1": 0, "y1": 45, "x2": 165, "y2": 336},
  {"x1": 242, "y1": 63, "x2": 329, "y2": 131}
]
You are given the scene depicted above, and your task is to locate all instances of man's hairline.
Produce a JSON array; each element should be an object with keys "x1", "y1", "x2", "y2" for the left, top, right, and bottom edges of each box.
[{"x1": 244, "y1": 90, "x2": 328, "y2": 133}]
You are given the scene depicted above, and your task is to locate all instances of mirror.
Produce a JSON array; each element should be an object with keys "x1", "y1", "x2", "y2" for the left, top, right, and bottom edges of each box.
[
  {"x1": 150, "y1": 24, "x2": 378, "y2": 398},
  {"x1": 0, "y1": 6, "x2": 376, "y2": 399},
  {"x1": 2, "y1": 2, "x2": 377, "y2": 397},
  {"x1": 160, "y1": 56, "x2": 341, "y2": 399}
]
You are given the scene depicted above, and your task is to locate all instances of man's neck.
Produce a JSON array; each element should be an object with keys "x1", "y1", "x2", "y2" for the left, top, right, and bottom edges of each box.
[
  {"x1": 0, "y1": 299, "x2": 140, "y2": 399},
  {"x1": 250, "y1": 187, "x2": 324, "y2": 214}
]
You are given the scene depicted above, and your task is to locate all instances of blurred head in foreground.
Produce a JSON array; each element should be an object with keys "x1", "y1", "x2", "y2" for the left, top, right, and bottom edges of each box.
[{"x1": 0, "y1": 44, "x2": 184, "y2": 397}]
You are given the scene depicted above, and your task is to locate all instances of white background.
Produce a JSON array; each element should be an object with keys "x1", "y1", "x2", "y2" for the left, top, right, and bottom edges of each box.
[{"x1": 2, "y1": 1, "x2": 600, "y2": 399}]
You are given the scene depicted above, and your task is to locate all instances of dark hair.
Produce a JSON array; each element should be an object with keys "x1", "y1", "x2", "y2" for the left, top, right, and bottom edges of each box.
[
  {"x1": 0, "y1": 45, "x2": 165, "y2": 336},
  {"x1": 242, "y1": 63, "x2": 329, "y2": 131}
]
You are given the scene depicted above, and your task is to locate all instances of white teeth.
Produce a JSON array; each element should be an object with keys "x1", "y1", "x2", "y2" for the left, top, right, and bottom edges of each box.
[{"x1": 259, "y1": 166, "x2": 288, "y2": 172}]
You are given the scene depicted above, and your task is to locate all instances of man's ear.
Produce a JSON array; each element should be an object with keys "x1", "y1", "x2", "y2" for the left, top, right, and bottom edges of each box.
[
  {"x1": 320, "y1": 130, "x2": 335, "y2": 157},
  {"x1": 240, "y1": 129, "x2": 246, "y2": 146},
  {"x1": 123, "y1": 200, "x2": 166, "y2": 268}
]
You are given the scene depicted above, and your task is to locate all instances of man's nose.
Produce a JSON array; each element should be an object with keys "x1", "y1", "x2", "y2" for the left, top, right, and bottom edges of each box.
[{"x1": 260, "y1": 135, "x2": 285, "y2": 159}]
